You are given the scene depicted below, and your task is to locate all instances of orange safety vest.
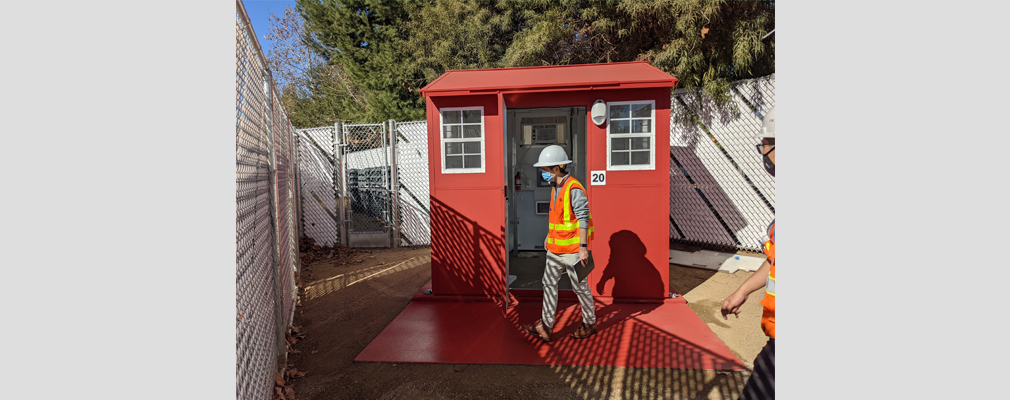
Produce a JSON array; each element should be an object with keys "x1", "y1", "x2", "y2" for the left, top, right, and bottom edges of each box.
[
  {"x1": 546, "y1": 176, "x2": 594, "y2": 254},
  {"x1": 759, "y1": 222, "x2": 775, "y2": 339}
]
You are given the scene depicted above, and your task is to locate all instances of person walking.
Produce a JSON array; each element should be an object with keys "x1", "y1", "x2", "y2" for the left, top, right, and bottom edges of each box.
[
  {"x1": 721, "y1": 107, "x2": 776, "y2": 399},
  {"x1": 520, "y1": 145, "x2": 597, "y2": 342}
]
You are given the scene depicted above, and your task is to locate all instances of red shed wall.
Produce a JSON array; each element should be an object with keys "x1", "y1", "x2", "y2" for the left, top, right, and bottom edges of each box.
[
  {"x1": 427, "y1": 94, "x2": 506, "y2": 298},
  {"x1": 504, "y1": 88, "x2": 671, "y2": 301},
  {"x1": 429, "y1": 87, "x2": 671, "y2": 301}
]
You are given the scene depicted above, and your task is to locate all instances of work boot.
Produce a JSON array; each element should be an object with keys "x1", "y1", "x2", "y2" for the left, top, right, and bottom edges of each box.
[
  {"x1": 520, "y1": 320, "x2": 552, "y2": 342},
  {"x1": 571, "y1": 322, "x2": 597, "y2": 339}
]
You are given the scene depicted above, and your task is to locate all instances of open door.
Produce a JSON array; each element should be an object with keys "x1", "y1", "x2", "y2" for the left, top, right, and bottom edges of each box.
[{"x1": 500, "y1": 93, "x2": 512, "y2": 309}]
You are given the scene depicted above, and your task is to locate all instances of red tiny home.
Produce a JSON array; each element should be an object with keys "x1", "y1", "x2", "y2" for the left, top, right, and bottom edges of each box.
[{"x1": 420, "y1": 62, "x2": 678, "y2": 304}]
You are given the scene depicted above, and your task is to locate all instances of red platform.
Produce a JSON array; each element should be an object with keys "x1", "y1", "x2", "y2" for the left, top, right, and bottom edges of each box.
[{"x1": 355, "y1": 281, "x2": 745, "y2": 370}]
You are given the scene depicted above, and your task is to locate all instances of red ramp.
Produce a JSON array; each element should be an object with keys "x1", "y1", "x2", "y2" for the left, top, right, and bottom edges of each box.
[{"x1": 355, "y1": 285, "x2": 745, "y2": 370}]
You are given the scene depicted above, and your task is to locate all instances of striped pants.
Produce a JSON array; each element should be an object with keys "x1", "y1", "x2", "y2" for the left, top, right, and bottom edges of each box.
[{"x1": 541, "y1": 251, "x2": 597, "y2": 329}]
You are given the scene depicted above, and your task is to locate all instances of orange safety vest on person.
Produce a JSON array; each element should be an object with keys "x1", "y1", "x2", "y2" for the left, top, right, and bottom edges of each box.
[
  {"x1": 546, "y1": 176, "x2": 594, "y2": 254},
  {"x1": 759, "y1": 222, "x2": 775, "y2": 339}
]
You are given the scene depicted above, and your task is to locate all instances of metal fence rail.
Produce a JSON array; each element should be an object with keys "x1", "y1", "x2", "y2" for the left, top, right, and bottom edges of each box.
[{"x1": 236, "y1": 1, "x2": 300, "y2": 399}]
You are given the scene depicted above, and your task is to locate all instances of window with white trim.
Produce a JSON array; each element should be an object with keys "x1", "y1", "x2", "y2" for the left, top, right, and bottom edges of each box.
[
  {"x1": 440, "y1": 107, "x2": 485, "y2": 173},
  {"x1": 607, "y1": 100, "x2": 655, "y2": 170}
]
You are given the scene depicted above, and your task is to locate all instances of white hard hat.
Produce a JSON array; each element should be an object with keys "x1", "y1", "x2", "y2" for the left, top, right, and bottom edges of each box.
[
  {"x1": 758, "y1": 107, "x2": 775, "y2": 138},
  {"x1": 533, "y1": 145, "x2": 572, "y2": 167}
]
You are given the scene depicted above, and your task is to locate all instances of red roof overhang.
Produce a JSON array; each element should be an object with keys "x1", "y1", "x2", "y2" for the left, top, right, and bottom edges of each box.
[{"x1": 419, "y1": 61, "x2": 677, "y2": 97}]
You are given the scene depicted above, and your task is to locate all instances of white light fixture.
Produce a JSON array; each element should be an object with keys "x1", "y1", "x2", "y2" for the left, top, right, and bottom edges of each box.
[{"x1": 591, "y1": 99, "x2": 607, "y2": 126}]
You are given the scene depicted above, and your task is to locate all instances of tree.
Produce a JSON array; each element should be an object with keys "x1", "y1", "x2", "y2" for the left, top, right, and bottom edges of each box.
[
  {"x1": 295, "y1": 0, "x2": 774, "y2": 123},
  {"x1": 497, "y1": 0, "x2": 774, "y2": 121},
  {"x1": 265, "y1": 5, "x2": 363, "y2": 128},
  {"x1": 405, "y1": 0, "x2": 517, "y2": 82},
  {"x1": 296, "y1": 0, "x2": 426, "y2": 122}
]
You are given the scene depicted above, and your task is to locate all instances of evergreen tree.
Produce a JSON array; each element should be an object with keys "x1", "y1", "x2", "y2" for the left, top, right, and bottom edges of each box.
[
  {"x1": 297, "y1": 0, "x2": 426, "y2": 122},
  {"x1": 405, "y1": 0, "x2": 517, "y2": 82},
  {"x1": 296, "y1": 0, "x2": 774, "y2": 123}
]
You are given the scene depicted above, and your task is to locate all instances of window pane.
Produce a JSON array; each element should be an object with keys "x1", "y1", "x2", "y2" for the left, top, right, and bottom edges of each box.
[
  {"x1": 443, "y1": 125, "x2": 461, "y2": 138},
  {"x1": 443, "y1": 110, "x2": 461, "y2": 124},
  {"x1": 612, "y1": 151, "x2": 629, "y2": 166},
  {"x1": 463, "y1": 124, "x2": 481, "y2": 138},
  {"x1": 611, "y1": 120, "x2": 630, "y2": 134},
  {"x1": 445, "y1": 155, "x2": 463, "y2": 169},
  {"x1": 462, "y1": 110, "x2": 481, "y2": 123},
  {"x1": 610, "y1": 104, "x2": 629, "y2": 119},
  {"x1": 463, "y1": 141, "x2": 480, "y2": 154},
  {"x1": 632, "y1": 119, "x2": 652, "y2": 134},
  {"x1": 631, "y1": 137, "x2": 650, "y2": 150},
  {"x1": 611, "y1": 138, "x2": 630, "y2": 151},
  {"x1": 445, "y1": 142, "x2": 462, "y2": 155},
  {"x1": 631, "y1": 150, "x2": 650, "y2": 165},
  {"x1": 632, "y1": 103, "x2": 652, "y2": 118},
  {"x1": 464, "y1": 155, "x2": 481, "y2": 169}
]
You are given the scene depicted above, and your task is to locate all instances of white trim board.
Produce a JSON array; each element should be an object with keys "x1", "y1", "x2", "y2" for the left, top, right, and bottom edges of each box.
[{"x1": 669, "y1": 250, "x2": 766, "y2": 273}]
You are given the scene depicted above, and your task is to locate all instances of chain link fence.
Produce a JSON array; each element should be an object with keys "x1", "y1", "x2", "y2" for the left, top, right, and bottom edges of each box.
[
  {"x1": 236, "y1": 2, "x2": 300, "y2": 399},
  {"x1": 393, "y1": 121, "x2": 431, "y2": 246},
  {"x1": 670, "y1": 75, "x2": 775, "y2": 252},
  {"x1": 292, "y1": 77, "x2": 774, "y2": 254},
  {"x1": 297, "y1": 126, "x2": 339, "y2": 247}
]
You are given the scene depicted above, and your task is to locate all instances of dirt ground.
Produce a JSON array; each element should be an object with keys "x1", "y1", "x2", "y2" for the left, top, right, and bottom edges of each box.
[{"x1": 277, "y1": 243, "x2": 769, "y2": 400}]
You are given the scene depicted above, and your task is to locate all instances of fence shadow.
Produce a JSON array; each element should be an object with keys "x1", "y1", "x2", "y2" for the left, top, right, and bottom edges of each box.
[
  {"x1": 670, "y1": 127, "x2": 753, "y2": 251},
  {"x1": 429, "y1": 196, "x2": 506, "y2": 303},
  {"x1": 669, "y1": 82, "x2": 775, "y2": 252},
  {"x1": 424, "y1": 198, "x2": 748, "y2": 398}
]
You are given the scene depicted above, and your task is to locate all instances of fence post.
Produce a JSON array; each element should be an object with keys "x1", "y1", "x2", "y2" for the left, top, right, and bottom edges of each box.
[
  {"x1": 334, "y1": 122, "x2": 347, "y2": 247},
  {"x1": 289, "y1": 125, "x2": 302, "y2": 296},
  {"x1": 293, "y1": 129, "x2": 304, "y2": 241},
  {"x1": 389, "y1": 119, "x2": 400, "y2": 248},
  {"x1": 264, "y1": 77, "x2": 287, "y2": 372}
]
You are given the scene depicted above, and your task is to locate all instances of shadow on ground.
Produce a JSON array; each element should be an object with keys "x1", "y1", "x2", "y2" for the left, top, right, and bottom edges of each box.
[{"x1": 283, "y1": 245, "x2": 756, "y2": 400}]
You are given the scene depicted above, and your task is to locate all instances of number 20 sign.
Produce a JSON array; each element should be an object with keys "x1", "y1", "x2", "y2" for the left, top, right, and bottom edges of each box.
[{"x1": 590, "y1": 171, "x2": 606, "y2": 185}]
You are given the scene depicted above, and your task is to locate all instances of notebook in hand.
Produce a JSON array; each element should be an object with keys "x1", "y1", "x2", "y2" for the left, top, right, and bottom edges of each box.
[{"x1": 572, "y1": 250, "x2": 595, "y2": 282}]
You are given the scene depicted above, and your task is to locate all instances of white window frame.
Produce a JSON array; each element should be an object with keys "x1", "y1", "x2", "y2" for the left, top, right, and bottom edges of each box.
[
  {"x1": 606, "y1": 100, "x2": 656, "y2": 171},
  {"x1": 439, "y1": 106, "x2": 486, "y2": 174}
]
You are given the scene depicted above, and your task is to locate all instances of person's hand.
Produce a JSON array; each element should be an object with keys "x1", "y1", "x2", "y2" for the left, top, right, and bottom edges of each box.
[
  {"x1": 579, "y1": 247, "x2": 589, "y2": 267},
  {"x1": 544, "y1": 236, "x2": 548, "y2": 249},
  {"x1": 721, "y1": 291, "x2": 748, "y2": 320}
]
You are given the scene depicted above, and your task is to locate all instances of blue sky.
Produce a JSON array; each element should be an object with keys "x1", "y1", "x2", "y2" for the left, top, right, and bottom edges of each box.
[{"x1": 240, "y1": 0, "x2": 296, "y2": 56}]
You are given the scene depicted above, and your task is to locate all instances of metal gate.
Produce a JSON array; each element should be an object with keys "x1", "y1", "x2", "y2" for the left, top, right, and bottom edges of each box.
[{"x1": 339, "y1": 122, "x2": 398, "y2": 247}]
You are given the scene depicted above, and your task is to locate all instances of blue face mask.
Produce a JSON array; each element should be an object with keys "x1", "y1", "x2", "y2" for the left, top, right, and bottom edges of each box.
[{"x1": 541, "y1": 171, "x2": 553, "y2": 181}]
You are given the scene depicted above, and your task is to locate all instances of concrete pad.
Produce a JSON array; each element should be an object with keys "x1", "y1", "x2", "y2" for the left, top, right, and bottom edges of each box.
[{"x1": 669, "y1": 249, "x2": 765, "y2": 273}]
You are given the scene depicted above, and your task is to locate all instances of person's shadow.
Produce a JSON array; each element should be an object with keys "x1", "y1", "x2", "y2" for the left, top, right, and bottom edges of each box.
[{"x1": 593, "y1": 230, "x2": 664, "y2": 331}]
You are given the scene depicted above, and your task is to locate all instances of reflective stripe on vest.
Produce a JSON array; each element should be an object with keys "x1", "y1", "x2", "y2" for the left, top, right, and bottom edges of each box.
[
  {"x1": 759, "y1": 221, "x2": 776, "y2": 339},
  {"x1": 548, "y1": 216, "x2": 595, "y2": 236},
  {"x1": 546, "y1": 177, "x2": 594, "y2": 253},
  {"x1": 763, "y1": 222, "x2": 775, "y2": 296}
]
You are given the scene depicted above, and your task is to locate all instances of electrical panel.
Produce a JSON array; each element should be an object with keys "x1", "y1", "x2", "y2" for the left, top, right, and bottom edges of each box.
[{"x1": 521, "y1": 116, "x2": 567, "y2": 146}]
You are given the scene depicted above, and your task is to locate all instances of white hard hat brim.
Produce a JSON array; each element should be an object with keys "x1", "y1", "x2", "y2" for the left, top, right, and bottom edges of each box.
[{"x1": 533, "y1": 159, "x2": 573, "y2": 167}]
